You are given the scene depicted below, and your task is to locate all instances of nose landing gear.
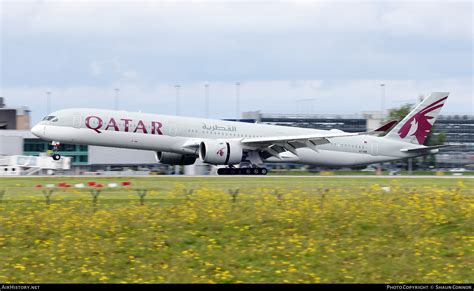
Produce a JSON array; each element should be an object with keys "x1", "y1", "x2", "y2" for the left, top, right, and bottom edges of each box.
[{"x1": 51, "y1": 141, "x2": 61, "y2": 161}]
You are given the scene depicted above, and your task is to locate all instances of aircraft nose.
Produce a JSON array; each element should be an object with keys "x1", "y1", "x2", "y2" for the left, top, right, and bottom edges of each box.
[{"x1": 31, "y1": 124, "x2": 43, "y2": 137}]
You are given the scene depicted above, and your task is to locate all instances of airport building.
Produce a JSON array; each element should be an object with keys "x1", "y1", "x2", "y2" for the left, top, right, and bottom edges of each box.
[
  {"x1": 0, "y1": 97, "x2": 31, "y2": 130},
  {"x1": 430, "y1": 115, "x2": 474, "y2": 167}
]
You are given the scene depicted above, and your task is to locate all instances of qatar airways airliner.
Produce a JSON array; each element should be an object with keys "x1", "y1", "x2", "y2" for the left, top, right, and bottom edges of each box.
[{"x1": 31, "y1": 92, "x2": 451, "y2": 175}]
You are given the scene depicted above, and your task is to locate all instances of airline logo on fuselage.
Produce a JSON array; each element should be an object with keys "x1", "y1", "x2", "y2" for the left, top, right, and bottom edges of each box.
[{"x1": 85, "y1": 116, "x2": 163, "y2": 135}]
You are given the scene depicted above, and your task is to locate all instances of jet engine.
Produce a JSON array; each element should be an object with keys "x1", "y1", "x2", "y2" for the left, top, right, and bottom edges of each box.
[
  {"x1": 199, "y1": 140, "x2": 243, "y2": 165},
  {"x1": 155, "y1": 152, "x2": 197, "y2": 165}
]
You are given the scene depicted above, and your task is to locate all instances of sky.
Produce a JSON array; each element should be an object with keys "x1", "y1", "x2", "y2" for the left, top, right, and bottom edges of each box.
[{"x1": 0, "y1": 0, "x2": 472, "y2": 125}]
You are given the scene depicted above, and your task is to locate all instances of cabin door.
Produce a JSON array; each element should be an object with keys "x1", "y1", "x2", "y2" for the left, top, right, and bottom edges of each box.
[
  {"x1": 73, "y1": 114, "x2": 83, "y2": 129},
  {"x1": 369, "y1": 142, "x2": 379, "y2": 156}
]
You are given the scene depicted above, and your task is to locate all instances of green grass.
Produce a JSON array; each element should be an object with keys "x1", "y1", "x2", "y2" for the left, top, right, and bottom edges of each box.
[
  {"x1": 0, "y1": 176, "x2": 472, "y2": 283},
  {"x1": 268, "y1": 170, "x2": 474, "y2": 176}
]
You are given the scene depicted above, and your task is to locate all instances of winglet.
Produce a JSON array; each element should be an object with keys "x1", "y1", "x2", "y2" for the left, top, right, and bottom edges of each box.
[
  {"x1": 400, "y1": 144, "x2": 462, "y2": 153},
  {"x1": 373, "y1": 120, "x2": 398, "y2": 133},
  {"x1": 362, "y1": 120, "x2": 398, "y2": 136}
]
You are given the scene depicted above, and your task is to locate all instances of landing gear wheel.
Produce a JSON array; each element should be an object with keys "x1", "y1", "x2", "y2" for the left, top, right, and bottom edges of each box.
[
  {"x1": 52, "y1": 153, "x2": 61, "y2": 161},
  {"x1": 217, "y1": 168, "x2": 234, "y2": 175},
  {"x1": 217, "y1": 167, "x2": 269, "y2": 175}
]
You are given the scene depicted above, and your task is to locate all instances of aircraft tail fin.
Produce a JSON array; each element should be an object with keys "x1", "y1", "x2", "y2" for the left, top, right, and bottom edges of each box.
[{"x1": 384, "y1": 92, "x2": 449, "y2": 145}]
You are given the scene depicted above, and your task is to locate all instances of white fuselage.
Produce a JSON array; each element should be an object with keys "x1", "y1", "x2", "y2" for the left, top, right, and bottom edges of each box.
[{"x1": 32, "y1": 108, "x2": 422, "y2": 167}]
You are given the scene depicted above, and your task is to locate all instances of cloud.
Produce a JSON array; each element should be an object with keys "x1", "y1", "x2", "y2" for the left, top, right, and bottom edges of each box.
[
  {"x1": 2, "y1": 1, "x2": 471, "y2": 85},
  {"x1": 88, "y1": 59, "x2": 140, "y2": 82},
  {"x1": 3, "y1": 1, "x2": 470, "y2": 39},
  {"x1": 380, "y1": 1, "x2": 472, "y2": 39},
  {"x1": 0, "y1": 1, "x2": 471, "y2": 123},
  {"x1": 89, "y1": 62, "x2": 103, "y2": 76}
]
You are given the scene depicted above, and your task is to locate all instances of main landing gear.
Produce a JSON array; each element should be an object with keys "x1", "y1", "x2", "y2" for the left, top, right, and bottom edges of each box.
[
  {"x1": 217, "y1": 167, "x2": 268, "y2": 176},
  {"x1": 51, "y1": 141, "x2": 61, "y2": 161}
]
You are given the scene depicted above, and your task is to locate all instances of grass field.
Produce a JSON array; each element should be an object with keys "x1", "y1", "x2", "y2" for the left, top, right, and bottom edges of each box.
[
  {"x1": 268, "y1": 170, "x2": 474, "y2": 176},
  {"x1": 0, "y1": 176, "x2": 472, "y2": 283}
]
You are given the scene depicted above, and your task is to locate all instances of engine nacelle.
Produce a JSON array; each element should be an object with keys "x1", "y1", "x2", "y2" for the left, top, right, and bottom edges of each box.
[
  {"x1": 155, "y1": 152, "x2": 196, "y2": 165},
  {"x1": 199, "y1": 140, "x2": 243, "y2": 165}
]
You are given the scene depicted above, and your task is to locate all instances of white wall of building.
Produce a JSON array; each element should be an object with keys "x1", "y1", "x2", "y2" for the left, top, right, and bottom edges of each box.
[
  {"x1": 0, "y1": 136, "x2": 23, "y2": 155},
  {"x1": 88, "y1": 146, "x2": 157, "y2": 165}
]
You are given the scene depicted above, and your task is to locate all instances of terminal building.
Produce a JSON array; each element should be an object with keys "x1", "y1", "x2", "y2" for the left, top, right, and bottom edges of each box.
[
  {"x1": 0, "y1": 97, "x2": 473, "y2": 175},
  {"x1": 0, "y1": 97, "x2": 30, "y2": 130}
]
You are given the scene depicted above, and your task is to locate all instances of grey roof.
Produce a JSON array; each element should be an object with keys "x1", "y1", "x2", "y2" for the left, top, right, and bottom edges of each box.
[{"x1": 0, "y1": 130, "x2": 37, "y2": 139}]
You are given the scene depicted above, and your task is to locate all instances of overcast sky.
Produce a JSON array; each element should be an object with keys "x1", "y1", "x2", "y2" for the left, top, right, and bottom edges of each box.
[{"x1": 0, "y1": 0, "x2": 472, "y2": 124}]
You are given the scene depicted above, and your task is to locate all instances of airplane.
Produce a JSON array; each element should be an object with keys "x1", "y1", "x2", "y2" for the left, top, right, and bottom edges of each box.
[{"x1": 31, "y1": 92, "x2": 451, "y2": 175}]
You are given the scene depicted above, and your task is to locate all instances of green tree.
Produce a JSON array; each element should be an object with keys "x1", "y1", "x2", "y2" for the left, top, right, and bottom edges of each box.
[
  {"x1": 426, "y1": 131, "x2": 446, "y2": 146},
  {"x1": 424, "y1": 130, "x2": 446, "y2": 168},
  {"x1": 386, "y1": 103, "x2": 413, "y2": 123}
]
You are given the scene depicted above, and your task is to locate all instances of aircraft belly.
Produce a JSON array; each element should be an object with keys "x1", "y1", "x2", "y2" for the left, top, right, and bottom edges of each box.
[
  {"x1": 297, "y1": 149, "x2": 358, "y2": 166},
  {"x1": 299, "y1": 149, "x2": 398, "y2": 166},
  {"x1": 263, "y1": 148, "x2": 398, "y2": 167}
]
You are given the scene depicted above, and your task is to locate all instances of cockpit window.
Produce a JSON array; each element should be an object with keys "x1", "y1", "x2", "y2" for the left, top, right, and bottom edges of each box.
[{"x1": 42, "y1": 116, "x2": 57, "y2": 121}]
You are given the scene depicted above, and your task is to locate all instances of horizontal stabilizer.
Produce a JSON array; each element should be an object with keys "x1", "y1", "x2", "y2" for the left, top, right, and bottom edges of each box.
[{"x1": 400, "y1": 144, "x2": 458, "y2": 153}]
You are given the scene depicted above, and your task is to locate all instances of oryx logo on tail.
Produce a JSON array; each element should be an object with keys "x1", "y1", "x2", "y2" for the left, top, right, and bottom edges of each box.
[
  {"x1": 385, "y1": 92, "x2": 449, "y2": 145},
  {"x1": 397, "y1": 96, "x2": 448, "y2": 144}
]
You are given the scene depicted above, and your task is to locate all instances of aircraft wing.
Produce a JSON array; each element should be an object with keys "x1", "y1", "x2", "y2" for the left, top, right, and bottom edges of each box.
[
  {"x1": 241, "y1": 130, "x2": 378, "y2": 157},
  {"x1": 181, "y1": 121, "x2": 398, "y2": 157},
  {"x1": 241, "y1": 120, "x2": 398, "y2": 149}
]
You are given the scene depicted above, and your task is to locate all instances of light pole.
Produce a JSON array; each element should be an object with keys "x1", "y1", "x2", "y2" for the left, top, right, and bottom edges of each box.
[
  {"x1": 174, "y1": 85, "x2": 181, "y2": 116},
  {"x1": 114, "y1": 88, "x2": 120, "y2": 110},
  {"x1": 380, "y1": 83, "x2": 386, "y2": 121},
  {"x1": 204, "y1": 84, "x2": 210, "y2": 118},
  {"x1": 46, "y1": 91, "x2": 51, "y2": 114},
  {"x1": 235, "y1": 82, "x2": 240, "y2": 119}
]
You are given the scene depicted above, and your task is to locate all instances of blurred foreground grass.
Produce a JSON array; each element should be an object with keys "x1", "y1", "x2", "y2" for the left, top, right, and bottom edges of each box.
[{"x1": 0, "y1": 177, "x2": 472, "y2": 283}]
